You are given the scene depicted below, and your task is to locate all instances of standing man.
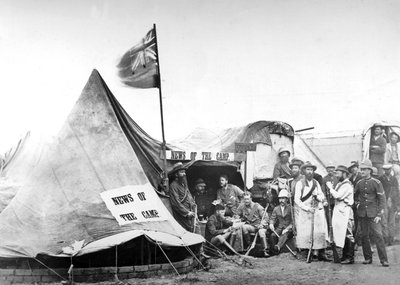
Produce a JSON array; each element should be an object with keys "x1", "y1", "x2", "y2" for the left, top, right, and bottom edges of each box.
[
  {"x1": 269, "y1": 190, "x2": 293, "y2": 255},
  {"x1": 326, "y1": 165, "x2": 355, "y2": 264},
  {"x1": 378, "y1": 165, "x2": 400, "y2": 245},
  {"x1": 289, "y1": 158, "x2": 304, "y2": 199},
  {"x1": 385, "y1": 132, "x2": 400, "y2": 185},
  {"x1": 237, "y1": 192, "x2": 269, "y2": 257},
  {"x1": 168, "y1": 163, "x2": 197, "y2": 232},
  {"x1": 192, "y1": 178, "x2": 214, "y2": 220},
  {"x1": 370, "y1": 123, "x2": 387, "y2": 176},
  {"x1": 216, "y1": 174, "x2": 244, "y2": 217},
  {"x1": 349, "y1": 161, "x2": 363, "y2": 186},
  {"x1": 273, "y1": 147, "x2": 292, "y2": 179},
  {"x1": 354, "y1": 159, "x2": 389, "y2": 267},
  {"x1": 322, "y1": 162, "x2": 338, "y2": 228},
  {"x1": 294, "y1": 162, "x2": 330, "y2": 261}
]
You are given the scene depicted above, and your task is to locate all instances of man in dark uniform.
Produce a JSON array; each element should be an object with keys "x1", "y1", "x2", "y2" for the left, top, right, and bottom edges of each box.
[
  {"x1": 168, "y1": 162, "x2": 197, "y2": 232},
  {"x1": 192, "y1": 178, "x2": 215, "y2": 220},
  {"x1": 273, "y1": 147, "x2": 292, "y2": 179},
  {"x1": 354, "y1": 159, "x2": 389, "y2": 266},
  {"x1": 378, "y1": 164, "x2": 400, "y2": 245}
]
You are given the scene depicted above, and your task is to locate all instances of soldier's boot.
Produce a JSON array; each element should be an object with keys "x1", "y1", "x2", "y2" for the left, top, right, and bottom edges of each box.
[
  {"x1": 341, "y1": 239, "x2": 349, "y2": 262},
  {"x1": 341, "y1": 241, "x2": 355, "y2": 264},
  {"x1": 260, "y1": 237, "x2": 270, "y2": 257},
  {"x1": 229, "y1": 232, "x2": 237, "y2": 247},
  {"x1": 243, "y1": 233, "x2": 252, "y2": 249}
]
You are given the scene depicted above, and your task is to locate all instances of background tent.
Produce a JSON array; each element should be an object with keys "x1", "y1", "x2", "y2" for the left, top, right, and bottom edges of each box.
[
  {"x1": 297, "y1": 121, "x2": 400, "y2": 166},
  {"x1": 172, "y1": 121, "x2": 326, "y2": 188},
  {"x1": 0, "y1": 70, "x2": 202, "y2": 265}
]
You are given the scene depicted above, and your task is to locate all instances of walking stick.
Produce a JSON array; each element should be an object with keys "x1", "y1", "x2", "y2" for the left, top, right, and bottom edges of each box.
[
  {"x1": 326, "y1": 187, "x2": 340, "y2": 263},
  {"x1": 244, "y1": 203, "x2": 269, "y2": 256},
  {"x1": 272, "y1": 229, "x2": 297, "y2": 258},
  {"x1": 306, "y1": 197, "x2": 316, "y2": 263}
]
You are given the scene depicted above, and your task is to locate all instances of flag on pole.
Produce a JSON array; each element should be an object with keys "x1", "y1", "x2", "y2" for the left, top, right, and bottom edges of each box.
[{"x1": 117, "y1": 28, "x2": 159, "y2": 88}]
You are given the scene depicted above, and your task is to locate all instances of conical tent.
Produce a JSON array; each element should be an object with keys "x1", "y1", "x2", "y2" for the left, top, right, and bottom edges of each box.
[{"x1": 0, "y1": 69, "x2": 202, "y2": 259}]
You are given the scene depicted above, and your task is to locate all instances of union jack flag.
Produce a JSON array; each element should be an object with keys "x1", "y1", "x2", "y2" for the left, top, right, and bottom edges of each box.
[{"x1": 117, "y1": 28, "x2": 159, "y2": 88}]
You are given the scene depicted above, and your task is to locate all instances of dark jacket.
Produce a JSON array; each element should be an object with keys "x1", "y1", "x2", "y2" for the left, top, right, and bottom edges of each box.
[
  {"x1": 370, "y1": 136, "x2": 387, "y2": 164},
  {"x1": 354, "y1": 177, "x2": 386, "y2": 218},
  {"x1": 269, "y1": 204, "x2": 293, "y2": 230},
  {"x1": 205, "y1": 214, "x2": 233, "y2": 241},
  {"x1": 349, "y1": 172, "x2": 363, "y2": 187},
  {"x1": 273, "y1": 162, "x2": 292, "y2": 179},
  {"x1": 378, "y1": 174, "x2": 400, "y2": 212},
  {"x1": 169, "y1": 180, "x2": 196, "y2": 231}
]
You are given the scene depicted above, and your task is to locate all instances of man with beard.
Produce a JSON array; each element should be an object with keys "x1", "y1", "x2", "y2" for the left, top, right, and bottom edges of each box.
[
  {"x1": 370, "y1": 124, "x2": 387, "y2": 176},
  {"x1": 294, "y1": 162, "x2": 330, "y2": 261},
  {"x1": 273, "y1": 147, "x2": 292, "y2": 179},
  {"x1": 269, "y1": 190, "x2": 293, "y2": 255},
  {"x1": 354, "y1": 159, "x2": 389, "y2": 266},
  {"x1": 216, "y1": 174, "x2": 244, "y2": 217},
  {"x1": 289, "y1": 158, "x2": 304, "y2": 197},
  {"x1": 237, "y1": 192, "x2": 269, "y2": 257},
  {"x1": 192, "y1": 178, "x2": 214, "y2": 220},
  {"x1": 378, "y1": 164, "x2": 400, "y2": 245},
  {"x1": 169, "y1": 162, "x2": 197, "y2": 232},
  {"x1": 326, "y1": 165, "x2": 355, "y2": 264}
]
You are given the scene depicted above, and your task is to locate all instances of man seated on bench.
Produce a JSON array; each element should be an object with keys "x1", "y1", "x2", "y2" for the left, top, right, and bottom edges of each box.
[
  {"x1": 237, "y1": 192, "x2": 270, "y2": 257},
  {"x1": 269, "y1": 189, "x2": 294, "y2": 255},
  {"x1": 205, "y1": 204, "x2": 236, "y2": 249}
]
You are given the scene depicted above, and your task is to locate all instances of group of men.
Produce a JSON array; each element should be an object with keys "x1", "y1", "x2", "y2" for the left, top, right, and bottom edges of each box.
[{"x1": 167, "y1": 126, "x2": 400, "y2": 267}]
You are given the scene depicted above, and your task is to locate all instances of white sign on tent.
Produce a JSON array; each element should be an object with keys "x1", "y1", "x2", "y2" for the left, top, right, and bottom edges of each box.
[{"x1": 100, "y1": 184, "x2": 169, "y2": 226}]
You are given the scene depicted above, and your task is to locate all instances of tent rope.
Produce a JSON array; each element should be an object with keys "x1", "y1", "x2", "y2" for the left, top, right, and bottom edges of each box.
[
  {"x1": 155, "y1": 242, "x2": 180, "y2": 276},
  {"x1": 183, "y1": 244, "x2": 206, "y2": 271},
  {"x1": 114, "y1": 245, "x2": 119, "y2": 282},
  {"x1": 33, "y1": 258, "x2": 68, "y2": 281}
]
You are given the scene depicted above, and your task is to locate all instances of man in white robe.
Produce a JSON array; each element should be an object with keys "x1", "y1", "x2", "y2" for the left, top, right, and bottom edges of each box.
[
  {"x1": 294, "y1": 162, "x2": 330, "y2": 261},
  {"x1": 327, "y1": 165, "x2": 355, "y2": 264}
]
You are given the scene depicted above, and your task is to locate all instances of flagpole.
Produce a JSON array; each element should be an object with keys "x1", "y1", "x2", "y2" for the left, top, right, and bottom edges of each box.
[{"x1": 153, "y1": 23, "x2": 168, "y2": 188}]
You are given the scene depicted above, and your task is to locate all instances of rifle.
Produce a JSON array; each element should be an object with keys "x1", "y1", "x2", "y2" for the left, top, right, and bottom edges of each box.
[
  {"x1": 285, "y1": 178, "x2": 296, "y2": 236},
  {"x1": 326, "y1": 186, "x2": 340, "y2": 263},
  {"x1": 244, "y1": 203, "x2": 269, "y2": 256},
  {"x1": 306, "y1": 197, "x2": 316, "y2": 263}
]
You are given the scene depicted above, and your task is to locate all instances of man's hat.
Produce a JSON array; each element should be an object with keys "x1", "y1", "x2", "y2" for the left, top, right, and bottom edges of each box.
[
  {"x1": 301, "y1": 161, "x2": 317, "y2": 171},
  {"x1": 348, "y1": 161, "x2": 359, "y2": 171},
  {"x1": 335, "y1": 165, "x2": 349, "y2": 174},
  {"x1": 373, "y1": 123, "x2": 384, "y2": 129},
  {"x1": 168, "y1": 162, "x2": 187, "y2": 175},
  {"x1": 278, "y1": 189, "x2": 289, "y2": 198},
  {"x1": 326, "y1": 161, "x2": 335, "y2": 169},
  {"x1": 290, "y1": 159, "x2": 304, "y2": 168},
  {"x1": 359, "y1": 159, "x2": 373, "y2": 170},
  {"x1": 383, "y1": 164, "x2": 393, "y2": 170},
  {"x1": 390, "y1": 132, "x2": 400, "y2": 140},
  {"x1": 195, "y1": 178, "x2": 206, "y2": 186},
  {"x1": 278, "y1": 147, "x2": 291, "y2": 157}
]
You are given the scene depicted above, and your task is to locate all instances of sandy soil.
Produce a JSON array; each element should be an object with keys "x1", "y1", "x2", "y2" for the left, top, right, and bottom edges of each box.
[{"x1": 37, "y1": 244, "x2": 400, "y2": 285}]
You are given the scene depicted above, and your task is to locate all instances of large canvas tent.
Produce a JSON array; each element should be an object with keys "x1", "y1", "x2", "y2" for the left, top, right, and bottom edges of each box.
[{"x1": 0, "y1": 70, "x2": 202, "y2": 265}]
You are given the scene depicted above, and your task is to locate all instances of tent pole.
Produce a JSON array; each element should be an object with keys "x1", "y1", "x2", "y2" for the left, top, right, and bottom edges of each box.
[{"x1": 153, "y1": 23, "x2": 169, "y2": 189}]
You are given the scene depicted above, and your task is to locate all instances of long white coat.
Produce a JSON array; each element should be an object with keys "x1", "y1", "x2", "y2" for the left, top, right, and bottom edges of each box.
[
  {"x1": 329, "y1": 179, "x2": 354, "y2": 248},
  {"x1": 294, "y1": 178, "x2": 327, "y2": 249}
]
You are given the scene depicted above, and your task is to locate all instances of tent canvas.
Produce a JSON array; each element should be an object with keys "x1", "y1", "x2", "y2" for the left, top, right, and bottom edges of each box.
[{"x1": 0, "y1": 69, "x2": 202, "y2": 260}]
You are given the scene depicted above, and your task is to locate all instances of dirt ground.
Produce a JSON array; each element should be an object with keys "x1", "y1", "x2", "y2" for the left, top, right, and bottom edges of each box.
[{"x1": 40, "y1": 244, "x2": 400, "y2": 285}]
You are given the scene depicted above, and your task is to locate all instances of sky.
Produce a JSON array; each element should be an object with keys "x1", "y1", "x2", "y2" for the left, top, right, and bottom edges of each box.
[{"x1": 0, "y1": 0, "x2": 399, "y2": 152}]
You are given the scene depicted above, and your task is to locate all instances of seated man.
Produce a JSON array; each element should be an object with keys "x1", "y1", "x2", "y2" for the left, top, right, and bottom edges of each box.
[
  {"x1": 273, "y1": 147, "x2": 292, "y2": 179},
  {"x1": 237, "y1": 192, "x2": 270, "y2": 257},
  {"x1": 216, "y1": 174, "x2": 244, "y2": 217},
  {"x1": 269, "y1": 189, "x2": 294, "y2": 255},
  {"x1": 205, "y1": 204, "x2": 235, "y2": 248}
]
